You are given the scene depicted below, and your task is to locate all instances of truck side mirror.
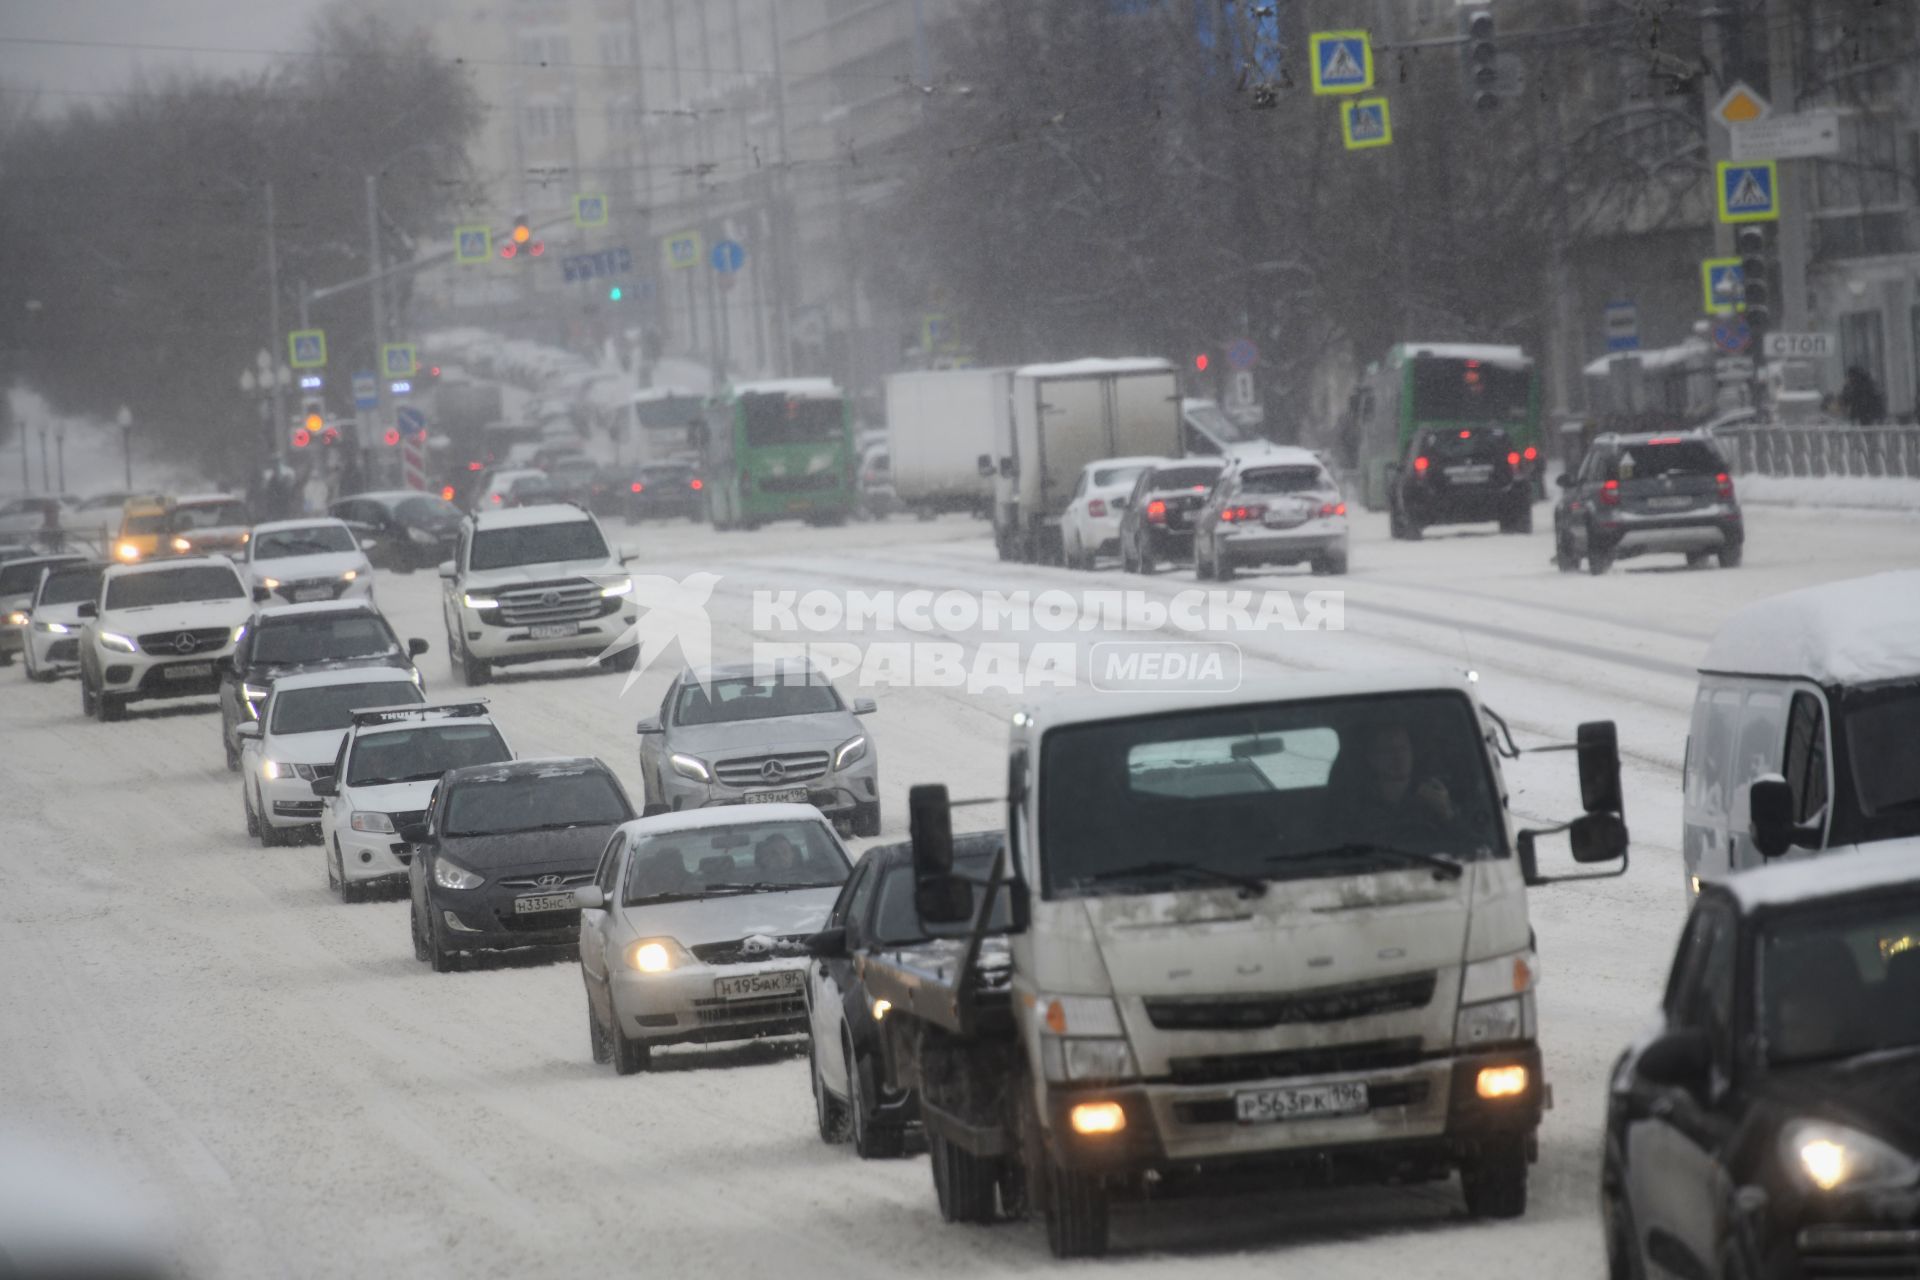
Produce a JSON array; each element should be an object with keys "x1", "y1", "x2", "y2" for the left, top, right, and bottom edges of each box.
[
  {"x1": 1749, "y1": 775, "x2": 1796, "y2": 859},
  {"x1": 976, "y1": 454, "x2": 996, "y2": 478},
  {"x1": 914, "y1": 875, "x2": 974, "y2": 926},
  {"x1": 1569, "y1": 811, "x2": 1628, "y2": 863},
  {"x1": 1577, "y1": 720, "x2": 1623, "y2": 814},
  {"x1": 908, "y1": 782, "x2": 954, "y2": 879}
]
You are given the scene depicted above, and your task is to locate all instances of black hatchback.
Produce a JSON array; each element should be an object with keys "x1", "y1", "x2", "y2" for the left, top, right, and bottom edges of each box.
[
  {"x1": 1553, "y1": 432, "x2": 1743, "y2": 575},
  {"x1": 1602, "y1": 853, "x2": 1920, "y2": 1280},
  {"x1": 1117, "y1": 459, "x2": 1224, "y2": 574},
  {"x1": 404, "y1": 757, "x2": 636, "y2": 972},
  {"x1": 1389, "y1": 424, "x2": 1534, "y2": 539}
]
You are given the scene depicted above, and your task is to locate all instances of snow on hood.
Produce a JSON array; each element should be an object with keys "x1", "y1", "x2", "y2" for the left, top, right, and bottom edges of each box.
[
  {"x1": 1699, "y1": 569, "x2": 1920, "y2": 687},
  {"x1": 248, "y1": 551, "x2": 368, "y2": 582},
  {"x1": 666, "y1": 715, "x2": 860, "y2": 758},
  {"x1": 263, "y1": 727, "x2": 350, "y2": 764},
  {"x1": 339, "y1": 778, "x2": 437, "y2": 813},
  {"x1": 102, "y1": 596, "x2": 251, "y2": 628},
  {"x1": 462, "y1": 558, "x2": 618, "y2": 588},
  {"x1": 616, "y1": 885, "x2": 840, "y2": 948}
]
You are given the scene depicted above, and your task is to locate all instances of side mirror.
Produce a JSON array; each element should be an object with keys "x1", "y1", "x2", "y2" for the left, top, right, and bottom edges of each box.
[
  {"x1": 235, "y1": 721, "x2": 262, "y2": 739},
  {"x1": 914, "y1": 874, "x2": 974, "y2": 927},
  {"x1": 408, "y1": 637, "x2": 430, "y2": 657},
  {"x1": 397, "y1": 822, "x2": 429, "y2": 844},
  {"x1": 436, "y1": 560, "x2": 456, "y2": 580},
  {"x1": 619, "y1": 546, "x2": 637, "y2": 566},
  {"x1": 1577, "y1": 720, "x2": 1623, "y2": 814},
  {"x1": 1636, "y1": 1026, "x2": 1711, "y2": 1093},
  {"x1": 1569, "y1": 811, "x2": 1629, "y2": 863},
  {"x1": 976, "y1": 453, "x2": 996, "y2": 478},
  {"x1": 252, "y1": 586, "x2": 270, "y2": 603},
  {"x1": 851, "y1": 697, "x2": 876, "y2": 716},
  {"x1": 998, "y1": 455, "x2": 1016, "y2": 477},
  {"x1": 806, "y1": 926, "x2": 849, "y2": 959},
  {"x1": 635, "y1": 716, "x2": 663, "y2": 735},
  {"x1": 1555, "y1": 474, "x2": 1575, "y2": 490},
  {"x1": 1749, "y1": 774, "x2": 1796, "y2": 859},
  {"x1": 76, "y1": 601, "x2": 98, "y2": 618},
  {"x1": 312, "y1": 777, "x2": 337, "y2": 798},
  {"x1": 572, "y1": 885, "x2": 606, "y2": 910},
  {"x1": 908, "y1": 782, "x2": 955, "y2": 880}
]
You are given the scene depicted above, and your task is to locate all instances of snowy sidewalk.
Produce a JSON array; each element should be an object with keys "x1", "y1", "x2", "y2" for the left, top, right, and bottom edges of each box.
[{"x1": 1735, "y1": 473, "x2": 1920, "y2": 513}]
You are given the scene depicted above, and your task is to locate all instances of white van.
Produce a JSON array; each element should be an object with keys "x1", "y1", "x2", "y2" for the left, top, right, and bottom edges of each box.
[{"x1": 1681, "y1": 569, "x2": 1920, "y2": 897}]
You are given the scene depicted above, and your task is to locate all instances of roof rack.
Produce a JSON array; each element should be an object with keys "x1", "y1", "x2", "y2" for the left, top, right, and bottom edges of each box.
[{"x1": 350, "y1": 700, "x2": 492, "y2": 727}]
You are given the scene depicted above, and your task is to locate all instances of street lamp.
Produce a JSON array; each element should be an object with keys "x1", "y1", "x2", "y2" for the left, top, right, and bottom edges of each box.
[{"x1": 116, "y1": 405, "x2": 133, "y2": 490}]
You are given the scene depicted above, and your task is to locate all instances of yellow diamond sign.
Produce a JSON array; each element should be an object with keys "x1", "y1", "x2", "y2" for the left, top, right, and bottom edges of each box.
[{"x1": 1712, "y1": 82, "x2": 1771, "y2": 128}]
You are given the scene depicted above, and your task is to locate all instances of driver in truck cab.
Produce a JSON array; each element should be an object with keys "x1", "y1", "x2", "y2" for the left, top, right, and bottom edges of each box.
[{"x1": 1354, "y1": 719, "x2": 1457, "y2": 832}]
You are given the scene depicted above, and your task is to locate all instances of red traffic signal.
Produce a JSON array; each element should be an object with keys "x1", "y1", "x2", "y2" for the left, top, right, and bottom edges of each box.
[
  {"x1": 1193, "y1": 353, "x2": 1210, "y2": 373},
  {"x1": 383, "y1": 427, "x2": 401, "y2": 446},
  {"x1": 320, "y1": 426, "x2": 341, "y2": 446},
  {"x1": 291, "y1": 428, "x2": 311, "y2": 449},
  {"x1": 499, "y1": 242, "x2": 517, "y2": 260}
]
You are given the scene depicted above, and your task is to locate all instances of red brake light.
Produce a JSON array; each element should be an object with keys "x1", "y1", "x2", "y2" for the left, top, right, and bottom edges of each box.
[
  {"x1": 1319, "y1": 502, "x2": 1346, "y2": 517},
  {"x1": 1087, "y1": 498, "x2": 1107, "y2": 518},
  {"x1": 1648, "y1": 436, "x2": 1681, "y2": 445},
  {"x1": 466, "y1": 461, "x2": 483, "y2": 472},
  {"x1": 1414, "y1": 456, "x2": 1430, "y2": 473},
  {"x1": 1523, "y1": 446, "x2": 1537, "y2": 461},
  {"x1": 690, "y1": 478, "x2": 704, "y2": 491},
  {"x1": 1220, "y1": 503, "x2": 1266, "y2": 523},
  {"x1": 630, "y1": 482, "x2": 644, "y2": 493},
  {"x1": 1508, "y1": 451, "x2": 1520, "y2": 466},
  {"x1": 1716, "y1": 471, "x2": 1734, "y2": 499},
  {"x1": 1459, "y1": 430, "x2": 1472, "y2": 439},
  {"x1": 440, "y1": 485, "x2": 455, "y2": 501},
  {"x1": 490, "y1": 493, "x2": 502, "y2": 504},
  {"x1": 1146, "y1": 498, "x2": 1167, "y2": 524},
  {"x1": 1600, "y1": 478, "x2": 1620, "y2": 506}
]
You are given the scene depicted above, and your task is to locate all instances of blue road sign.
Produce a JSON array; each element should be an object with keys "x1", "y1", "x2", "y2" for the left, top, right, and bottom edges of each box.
[
  {"x1": 1703, "y1": 259, "x2": 1745, "y2": 314},
  {"x1": 352, "y1": 372, "x2": 377, "y2": 410},
  {"x1": 455, "y1": 225, "x2": 491, "y2": 264},
  {"x1": 1717, "y1": 161, "x2": 1778, "y2": 223},
  {"x1": 289, "y1": 330, "x2": 326, "y2": 368},
  {"x1": 1604, "y1": 300, "x2": 1640, "y2": 353},
  {"x1": 710, "y1": 239, "x2": 746, "y2": 273},
  {"x1": 1310, "y1": 31, "x2": 1372, "y2": 94},
  {"x1": 396, "y1": 405, "x2": 427, "y2": 439},
  {"x1": 1712, "y1": 317, "x2": 1752, "y2": 355},
  {"x1": 1225, "y1": 338, "x2": 1259, "y2": 371}
]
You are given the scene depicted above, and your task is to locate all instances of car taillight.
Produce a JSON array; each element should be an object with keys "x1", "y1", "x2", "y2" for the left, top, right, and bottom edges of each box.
[
  {"x1": 1507, "y1": 451, "x2": 1521, "y2": 467},
  {"x1": 1414, "y1": 456, "x2": 1430, "y2": 474},
  {"x1": 690, "y1": 478, "x2": 704, "y2": 491},
  {"x1": 1523, "y1": 446, "x2": 1537, "y2": 462},
  {"x1": 1320, "y1": 502, "x2": 1346, "y2": 517},
  {"x1": 466, "y1": 461, "x2": 483, "y2": 472},
  {"x1": 1146, "y1": 499, "x2": 1167, "y2": 524},
  {"x1": 440, "y1": 486, "x2": 455, "y2": 502},
  {"x1": 1087, "y1": 498, "x2": 1107, "y2": 518},
  {"x1": 489, "y1": 493, "x2": 502, "y2": 504},
  {"x1": 1600, "y1": 479, "x2": 1620, "y2": 506},
  {"x1": 631, "y1": 482, "x2": 645, "y2": 493},
  {"x1": 1716, "y1": 471, "x2": 1734, "y2": 500},
  {"x1": 1220, "y1": 503, "x2": 1267, "y2": 523}
]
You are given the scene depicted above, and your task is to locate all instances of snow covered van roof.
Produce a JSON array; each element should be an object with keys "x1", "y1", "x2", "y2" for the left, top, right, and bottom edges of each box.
[
  {"x1": 730, "y1": 378, "x2": 842, "y2": 399},
  {"x1": 1716, "y1": 840, "x2": 1920, "y2": 914},
  {"x1": 1392, "y1": 343, "x2": 1531, "y2": 370},
  {"x1": 1015, "y1": 357, "x2": 1175, "y2": 379},
  {"x1": 1698, "y1": 569, "x2": 1920, "y2": 688}
]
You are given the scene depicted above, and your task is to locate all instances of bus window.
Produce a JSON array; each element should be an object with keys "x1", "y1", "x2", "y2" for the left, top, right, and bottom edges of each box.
[
  {"x1": 1411, "y1": 358, "x2": 1531, "y2": 423},
  {"x1": 742, "y1": 395, "x2": 844, "y2": 447}
]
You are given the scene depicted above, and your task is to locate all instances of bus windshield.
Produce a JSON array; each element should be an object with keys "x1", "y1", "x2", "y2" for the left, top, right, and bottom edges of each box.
[
  {"x1": 741, "y1": 395, "x2": 844, "y2": 447},
  {"x1": 1410, "y1": 357, "x2": 1532, "y2": 424}
]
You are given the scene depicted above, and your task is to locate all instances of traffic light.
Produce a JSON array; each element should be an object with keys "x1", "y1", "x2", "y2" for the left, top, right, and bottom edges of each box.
[
  {"x1": 296, "y1": 396, "x2": 324, "y2": 449},
  {"x1": 500, "y1": 214, "x2": 544, "y2": 261},
  {"x1": 609, "y1": 284, "x2": 624, "y2": 302},
  {"x1": 1463, "y1": 9, "x2": 1500, "y2": 110},
  {"x1": 382, "y1": 427, "x2": 401, "y2": 447},
  {"x1": 291, "y1": 427, "x2": 311, "y2": 449},
  {"x1": 1193, "y1": 352, "x2": 1210, "y2": 373},
  {"x1": 1736, "y1": 225, "x2": 1772, "y2": 332}
]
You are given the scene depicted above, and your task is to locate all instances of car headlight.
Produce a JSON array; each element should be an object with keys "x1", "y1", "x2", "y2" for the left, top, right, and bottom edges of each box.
[
  {"x1": 625, "y1": 937, "x2": 693, "y2": 973},
  {"x1": 5, "y1": 610, "x2": 27, "y2": 627},
  {"x1": 600, "y1": 577, "x2": 633, "y2": 598},
  {"x1": 261, "y1": 577, "x2": 281, "y2": 591},
  {"x1": 432, "y1": 858, "x2": 485, "y2": 891},
  {"x1": 98, "y1": 630, "x2": 138, "y2": 654},
  {"x1": 231, "y1": 624, "x2": 247, "y2": 644},
  {"x1": 669, "y1": 752, "x2": 711, "y2": 783},
  {"x1": 35, "y1": 620, "x2": 71, "y2": 634},
  {"x1": 341, "y1": 569, "x2": 358, "y2": 582},
  {"x1": 171, "y1": 536, "x2": 192, "y2": 553},
  {"x1": 349, "y1": 811, "x2": 395, "y2": 834},
  {"x1": 461, "y1": 591, "x2": 499, "y2": 610},
  {"x1": 1040, "y1": 1036, "x2": 1139, "y2": 1084},
  {"x1": 115, "y1": 542, "x2": 142, "y2": 562},
  {"x1": 833, "y1": 734, "x2": 868, "y2": 771},
  {"x1": 262, "y1": 759, "x2": 287, "y2": 780},
  {"x1": 1782, "y1": 1120, "x2": 1919, "y2": 1193}
]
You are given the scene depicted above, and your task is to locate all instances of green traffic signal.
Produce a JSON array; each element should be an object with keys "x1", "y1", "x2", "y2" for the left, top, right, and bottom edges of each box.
[{"x1": 609, "y1": 285, "x2": 623, "y2": 302}]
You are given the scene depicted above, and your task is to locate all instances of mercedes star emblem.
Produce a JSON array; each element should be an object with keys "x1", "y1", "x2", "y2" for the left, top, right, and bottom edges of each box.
[
  {"x1": 761, "y1": 759, "x2": 786, "y2": 782},
  {"x1": 172, "y1": 632, "x2": 199, "y2": 655}
]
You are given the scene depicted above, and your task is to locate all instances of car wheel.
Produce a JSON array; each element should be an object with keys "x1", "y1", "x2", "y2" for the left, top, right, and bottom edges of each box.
[
  {"x1": 223, "y1": 724, "x2": 241, "y2": 772},
  {"x1": 851, "y1": 802, "x2": 881, "y2": 839},
  {"x1": 243, "y1": 785, "x2": 260, "y2": 838},
  {"x1": 1044, "y1": 1155, "x2": 1111, "y2": 1258},
  {"x1": 811, "y1": 1038, "x2": 850, "y2": 1143},
  {"x1": 458, "y1": 640, "x2": 490, "y2": 686},
  {"x1": 1313, "y1": 550, "x2": 1349, "y2": 576},
  {"x1": 1500, "y1": 498, "x2": 1534, "y2": 535},
  {"x1": 258, "y1": 809, "x2": 288, "y2": 848},
  {"x1": 587, "y1": 982, "x2": 613, "y2": 1066},
  {"x1": 1214, "y1": 545, "x2": 1235, "y2": 581},
  {"x1": 1461, "y1": 1135, "x2": 1528, "y2": 1219},
  {"x1": 98, "y1": 690, "x2": 127, "y2": 722},
  {"x1": 600, "y1": 645, "x2": 638, "y2": 673},
  {"x1": 410, "y1": 898, "x2": 430, "y2": 962},
  {"x1": 1137, "y1": 539, "x2": 1157, "y2": 575},
  {"x1": 1119, "y1": 538, "x2": 1137, "y2": 573},
  {"x1": 929, "y1": 1130, "x2": 998, "y2": 1224},
  {"x1": 1718, "y1": 545, "x2": 1743, "y2": 569},
  {"x1": 609, "y1": 1006, "x2": 650, "y2": 1074},
  {"x1": 1588, "y1": 546, "x2": 1613, "y2": 576},
  {"x1": 849, "y1": 1051, "x2": 905, "y2": 1159},
  {"x1": 333, "y1": 844, "x2": 361, "y2": 903},
  {"x1": 1686, "y1": 550, "x2": 1712, "y2": 569},
  {"x1": 427, "y1": 908, "x2": 462, "y2": 973},
  {"x1": 1601, "y1": 1170, "x2": 1645, "y2": 1280},
  {"x1": 326, "y1": 841, "x2": 341, "y2": 892}
]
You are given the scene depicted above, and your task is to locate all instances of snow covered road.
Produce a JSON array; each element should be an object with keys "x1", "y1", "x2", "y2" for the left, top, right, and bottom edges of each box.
[{"x1": 2, "y1": 504, "x2": 1913, "y2": 1278}]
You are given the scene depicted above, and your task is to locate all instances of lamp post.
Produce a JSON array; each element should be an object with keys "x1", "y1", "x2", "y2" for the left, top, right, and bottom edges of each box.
[{"x1": 116, "y1": 405, "x2": 132, "y2": 490}]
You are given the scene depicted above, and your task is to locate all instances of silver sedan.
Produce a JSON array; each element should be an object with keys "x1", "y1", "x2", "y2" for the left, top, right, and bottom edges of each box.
[
  {"x1": 574, "y1": 804, "x2": 852, "y2": 1073},
  {"x1": 636, "y1": 661, "x2": 881, "y2": 837}
]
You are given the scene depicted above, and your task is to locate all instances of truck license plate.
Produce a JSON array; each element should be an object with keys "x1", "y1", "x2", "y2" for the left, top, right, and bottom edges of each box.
[
  {"x1": 1234, "y1": 1081, "x2": 1369, "y2": 1123},
  {"x1": 744, "y1": 788, "x2": 808, "y2": 804},
  {"x1": 714, "y1": 969, "x2": 803, "y2": 1000},
  {"x1": 512, "y1": 892, "x2": 577, "y2": 915}
]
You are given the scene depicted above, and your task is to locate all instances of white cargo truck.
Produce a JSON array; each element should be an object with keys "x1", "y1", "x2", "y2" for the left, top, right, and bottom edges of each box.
[
  {"x1": 990, "y1": 358, "x2": 1183, "y2": 562},
  {"x1": 884, "y1": 368, "x2": 1011, "y2": 518}
]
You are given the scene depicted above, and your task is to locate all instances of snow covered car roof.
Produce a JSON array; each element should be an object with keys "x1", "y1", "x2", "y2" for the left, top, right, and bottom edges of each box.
[
  {"x1": 1714, "y1": 840, "x2": 1920, "y2": 914},
  {"x1": 1020, "y1": 668, "x2": 1477, "y2": 735},
  {"x1": 612, "y1": 802, "x2": 833, "y2": 838},
  {"x1": 1079, "y1": 456, "x2": 1169, "y2": 476},
  {"x1": 102, "y1": 555, "x2": 239, "y2": 580},
  {"x1": 263, "y1": 666, "x2": 420, "y2": 695},
  {"x1": 731, "y1": 378, "x2": 842, "y2": 399},
  {"x1": 1394, "y1": 343, "x2": 1531, "y2": 370},
  {"x1": 1015, "y1": 356, "x2": 1173, "y2": 379},
  {"x1": 1697, "y1": 569, "x2": 1920, "y2": 687},
  {"x1": 470, "y1": 502, "x2": 596, "y2": 531},
  {"x1": 251, "y1": 517, "x2": 353, "y2": 537},
  {"x1": 253, "y1": 598, "x2": 381, "y2": 621},
  {"x1": 442, "y1": 755, "x2": 608, "y2": 786},
  {"x1": 1235, "y1": 447, "x2": 1330, "y2": 471}
]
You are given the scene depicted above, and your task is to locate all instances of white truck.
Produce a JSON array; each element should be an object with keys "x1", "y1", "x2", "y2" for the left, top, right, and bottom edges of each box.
[
  {"x1": 883, "y1": 368, "x2": 1011, "y2": 519},
  {"x1": 850, "y1": 671, "x2": 1629, "y2": 1257},
  {"x1": 990, "y1": 358, "x2": 1183, "y2": 562}
]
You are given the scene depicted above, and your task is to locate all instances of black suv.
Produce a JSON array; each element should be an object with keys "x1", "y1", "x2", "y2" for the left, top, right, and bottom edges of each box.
[
  {"x1": 1117, "y1": 459, "x2": 1224, "y2": 574},
  {"x1": 404, "y1": 756, "x2": 636, "y2": 972},
  {"x1": 330, "y1": 490, "x2": 465, "y2": 573},
  {"x1": 627, "y1": 462, "x2": 705, "y2": 521},
  {"x1": 1552, "y1": 432, "x2": 1743, "y2": 575},
  {"x1": 219, "y1": 600, "x2": 428, "y2": 770},
  {"x1": 1389, "y1": 425, "x2": 1534, "y2": 539}
]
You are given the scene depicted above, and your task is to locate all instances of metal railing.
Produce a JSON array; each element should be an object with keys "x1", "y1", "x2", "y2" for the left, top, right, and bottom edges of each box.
[{"x1": 1719, "y1": 426, "x2": 1920, "y2": 480}]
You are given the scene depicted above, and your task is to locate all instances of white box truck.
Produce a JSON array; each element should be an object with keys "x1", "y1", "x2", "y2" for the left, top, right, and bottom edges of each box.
[
  {"x1": 992, "y1": 358, "x2": 1183, "y2": 562},
  {"x1": 884, "y1": 368, "x2": 1011, "y2": 518}
]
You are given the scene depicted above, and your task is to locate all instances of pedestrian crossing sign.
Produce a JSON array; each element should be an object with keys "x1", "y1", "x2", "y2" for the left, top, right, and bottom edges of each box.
[
  {"x1": 1717, "y1": 160, "x2": 1779, "y2": 223},
  {"x1": 289, "y1": 329, "x2": 327, "y2": 369},
  {"x1": 1342, "y1": 97, "x2": 1392, "y2": 149},
  {"x1": 454, "y1": 225, "x2": 491, "y2": 264},
  {"x1": 1310, "y1": 31, "x2": 1373, "y2": 95}
]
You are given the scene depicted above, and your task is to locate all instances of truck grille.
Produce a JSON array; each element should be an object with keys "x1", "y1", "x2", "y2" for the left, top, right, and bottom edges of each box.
[
  {"x1": 494, "y1": 579, "x2": 604, "y2": 627},
  {"x1": 713, "y1": 749, "x2": 831, "y2": 788},
  {"x1": 1167, "y1": 1038, "x2": 1426, "y2": 1087},
  {"x1": 136, "y1": 625, "x2": 231, "y2": 654},
  {"x1": 690, "y1": 935, "x2": 812, "y2": 966},
  {"x1": 1145, "y1": 972, "x2": 1436, "y2": 1031},
  {"x1": 690, "y1": 994, "x2": 806, "y2": 1026}
]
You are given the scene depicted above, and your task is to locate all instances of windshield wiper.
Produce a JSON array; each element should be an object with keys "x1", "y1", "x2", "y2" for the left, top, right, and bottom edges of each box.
[
  {"x1": 1270, "y1": 842, "x2": 1464, "y2": 880},
  {"x1": 1080, "y1": 860, "x2": 1268, "y2": 898}
]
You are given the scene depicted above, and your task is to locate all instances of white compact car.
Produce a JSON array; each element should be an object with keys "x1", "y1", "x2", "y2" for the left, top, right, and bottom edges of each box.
[
  {"x1": 17, "y1": 558, "x2": 104, "y2": 681},
  {"x1": 237, "y1": 667, "x2": 426, "y2": 848},
  {"x1": 77, "y1": 557, "x2": 253, "y2": 721},
  {"x1": 244, "y1": 518, "x2": 374, "y2": 606},
  {"x1": 316, "y1": 701, "x2": 514, "y2": 902},
  {"x1": 574, "y1": 805, "x2": 852, "y2": 1074},
  {"x1": 1059, "y1": 456, "x2": 1165, "y2": 569},
  {"x1": 439, "y1": 503, "x2": 636, "y2": 685},
  {"x1": 1, "y1": 552, "x2": 87, "y2": 669}
]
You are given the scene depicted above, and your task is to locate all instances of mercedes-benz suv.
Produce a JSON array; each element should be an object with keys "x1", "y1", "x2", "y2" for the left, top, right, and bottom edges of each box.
[{"x1": 77, "y1": 557, "x2": 253, "y2": 721}]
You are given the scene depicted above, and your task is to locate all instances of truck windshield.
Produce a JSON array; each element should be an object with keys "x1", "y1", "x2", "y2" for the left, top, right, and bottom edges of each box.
[
  {"x1": 1038, "y1": 691, "x2": 1504, "y2": 898},
  {"x1": 741, "y1": 395, "x2": 844, "y2": 447}
]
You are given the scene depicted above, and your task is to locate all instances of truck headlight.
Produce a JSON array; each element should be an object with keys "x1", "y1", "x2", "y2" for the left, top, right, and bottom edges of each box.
[
  {"x1": 350, "y1": 811, "x2": 395, "y2": 834},
  {"x1": 1041, "y1": 1037, "x2": 1139, "y2": 1084},
  {"x1": 98, "y1": 630, "x2": 138, "y2": 653},
  {"x1": 461, "y1": 591, "x2": 499, "y2": 610},
  {"x1": 669, "y1": 752, "x2": 711, "y2": 783},
  {"x1": 432, "y1": 858, "x2": 485, "y2": 891},
  {"x1": 833, "y1": 734, "x2": 868, "y2": 770},
  {"x1": 1455, "y1": 995, "x2": 1530, "y2": 1047},
  {"x1": 600, "y1": 577, "x2": 633, "y2": 598},
  {"x1": 1782, "y1": 1120, "x2": 1918, "y2": 1193},
  {"x1": 1460, "y1": 950, "x2": 1536, "y2": 1004}
]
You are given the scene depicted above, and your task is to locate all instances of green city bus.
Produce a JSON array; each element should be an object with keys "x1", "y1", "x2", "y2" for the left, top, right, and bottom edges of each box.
[
  {"x1": 1349, "y1": 343, "x2": 1542, "y2": 510},
  {"x1": 701, "y1": 379, "x2": 858, "y2": 530}
]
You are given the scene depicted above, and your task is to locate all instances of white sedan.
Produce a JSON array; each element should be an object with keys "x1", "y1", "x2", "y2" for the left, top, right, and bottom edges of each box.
[
  {"x1": 244, "y1": 518, "x2": 374, "y2": 606},
  {"x1": 238, "y1": 667, "x2": 424, "y2": 848},
  {"x1": 1058, "y1": 456, "x2": 1165, "y2": 569}
]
